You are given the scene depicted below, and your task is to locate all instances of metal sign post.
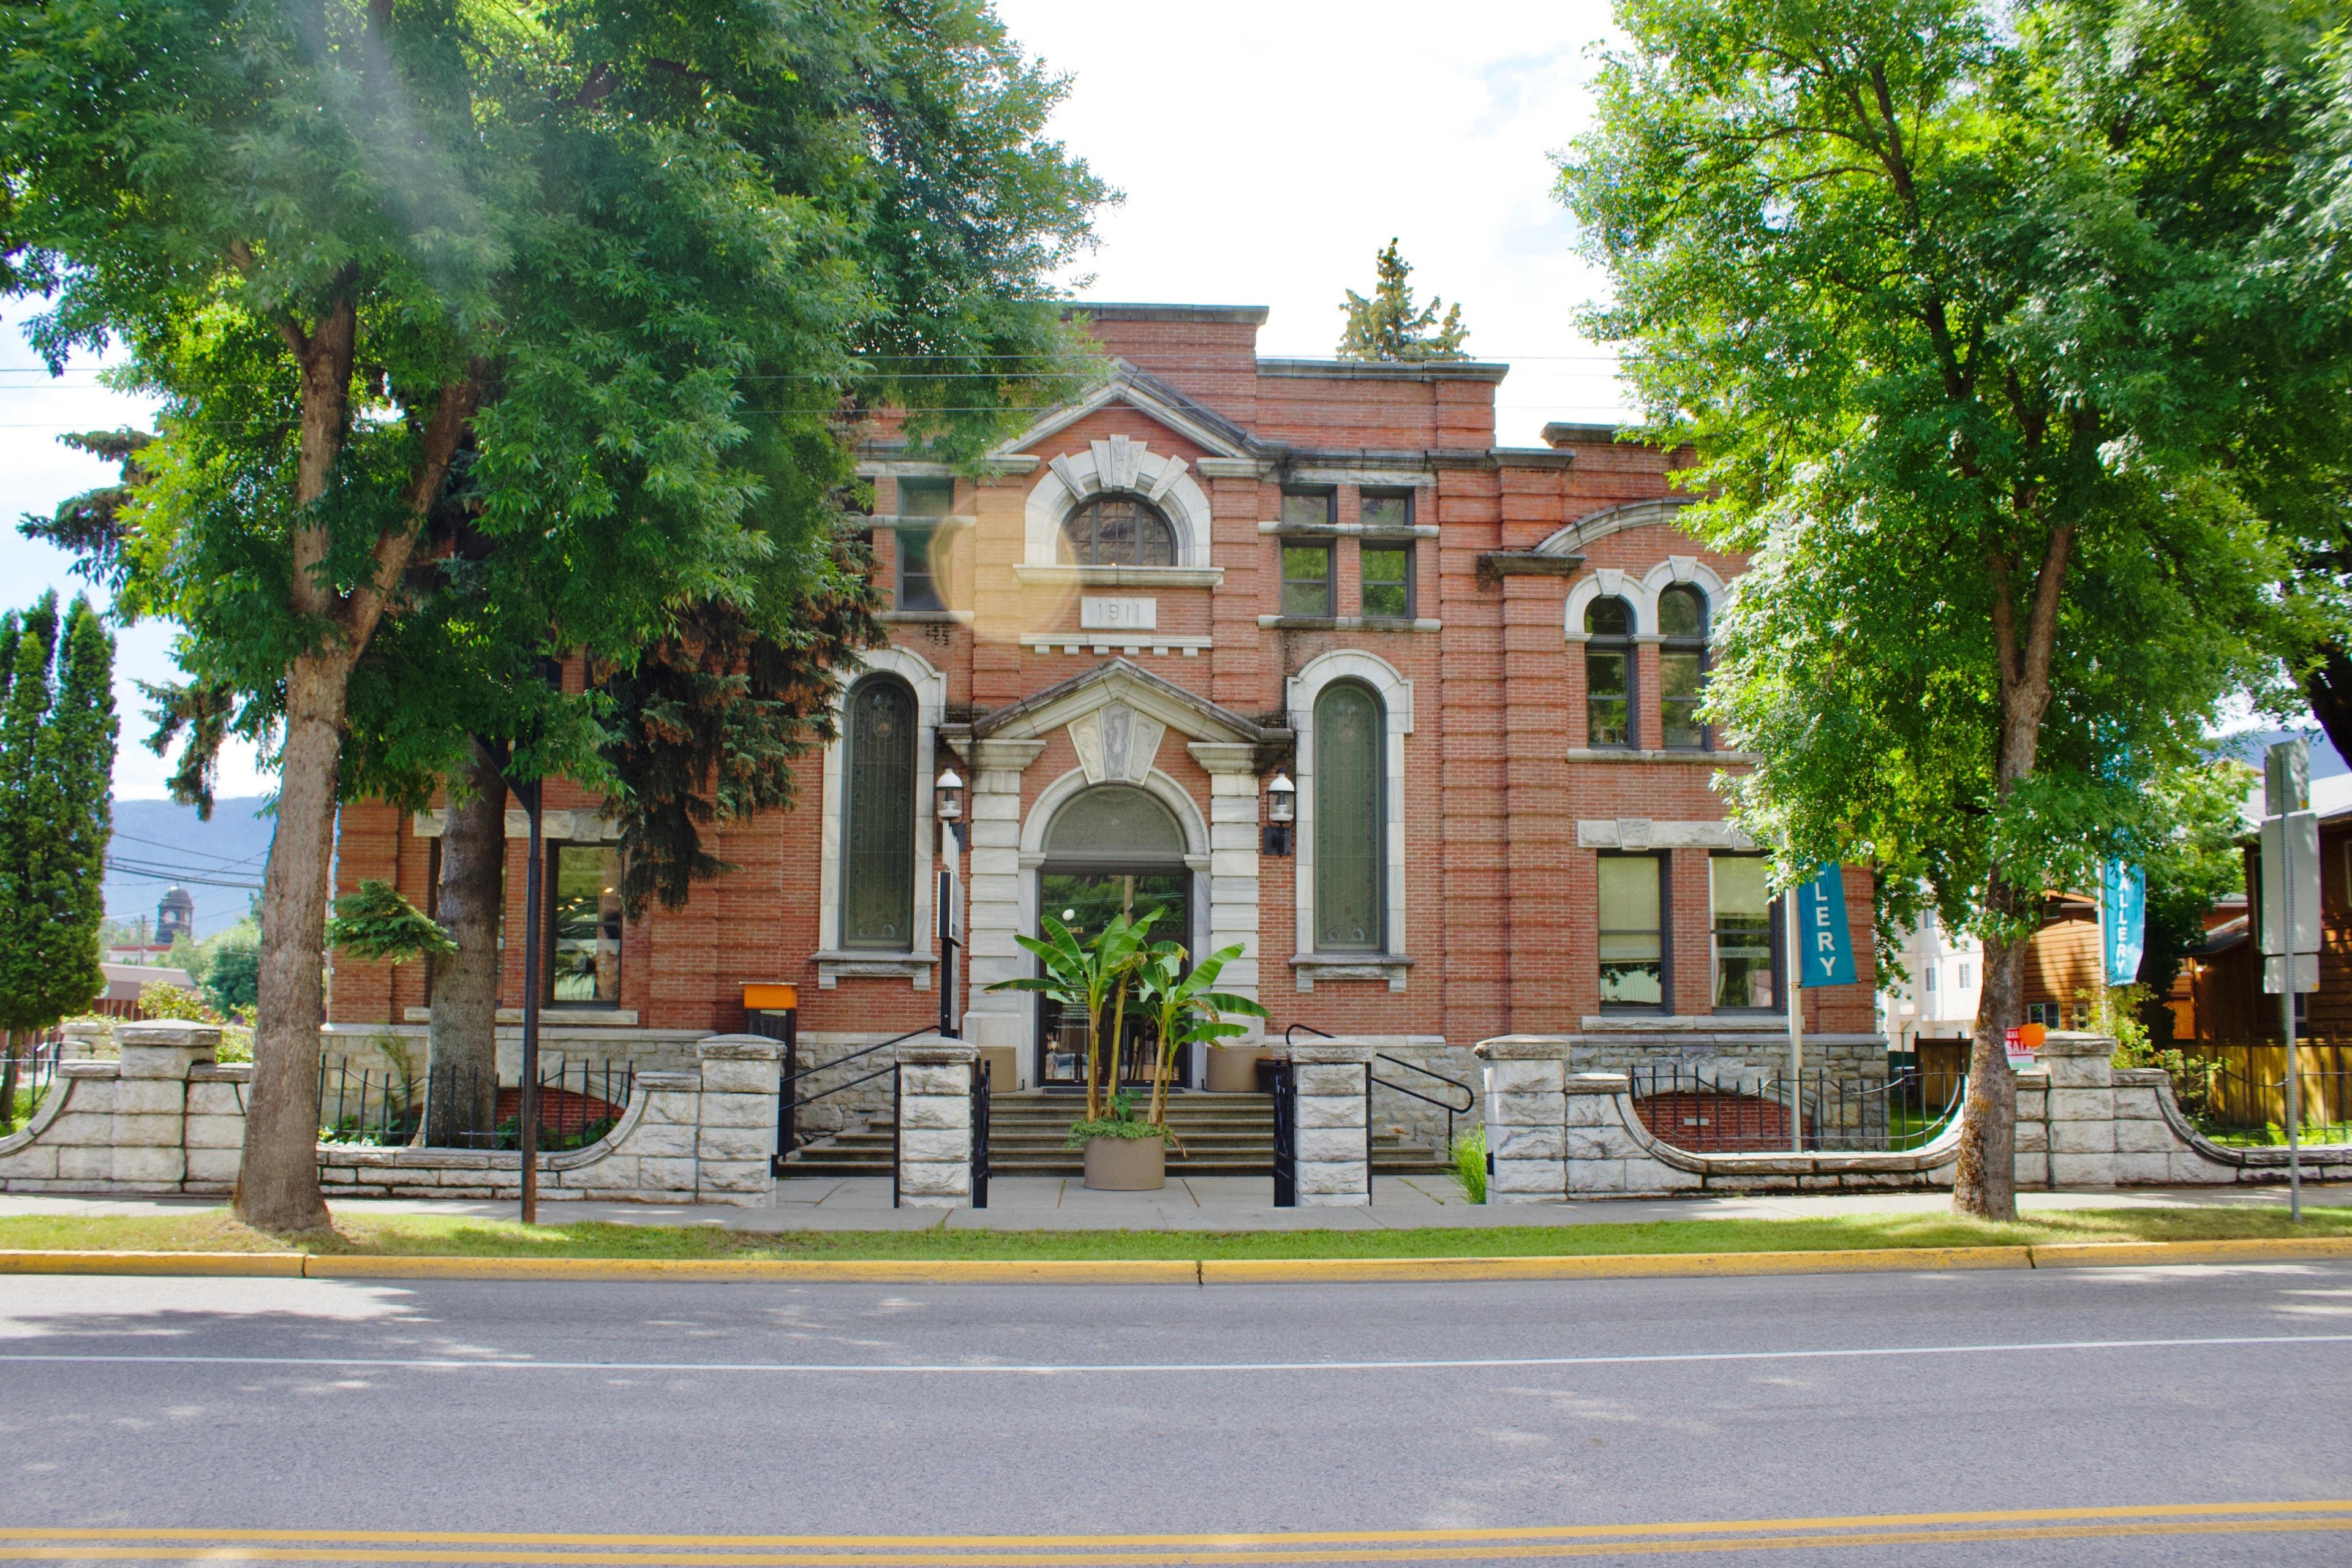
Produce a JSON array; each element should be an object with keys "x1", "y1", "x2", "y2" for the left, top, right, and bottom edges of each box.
[
  {"x1": 2260, "y1": 739, "x2": 2318, "y2": 1222},
  {"x1": 1784, "y1": 891, "x2": 1803, "y2": 1156}
]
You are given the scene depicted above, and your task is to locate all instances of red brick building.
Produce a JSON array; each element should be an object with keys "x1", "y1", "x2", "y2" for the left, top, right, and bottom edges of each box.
[{"x1": 326, "y1": 304, "x2": 1880, "y2": 1098}]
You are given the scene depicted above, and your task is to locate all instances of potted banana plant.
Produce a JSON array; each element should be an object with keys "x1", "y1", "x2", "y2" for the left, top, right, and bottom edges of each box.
[
  {"x1": 988, "y1": 908, "x2": 1164, "y2": 1187},
  {"x1": 1134, "y1": 940, "x2": 1267, "y2": 1128}
]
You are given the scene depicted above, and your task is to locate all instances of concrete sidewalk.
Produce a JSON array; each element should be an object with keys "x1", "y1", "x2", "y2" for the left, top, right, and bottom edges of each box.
[{"x1": 0, "y1": 1177, "x2": 2339, "y2": 1233}]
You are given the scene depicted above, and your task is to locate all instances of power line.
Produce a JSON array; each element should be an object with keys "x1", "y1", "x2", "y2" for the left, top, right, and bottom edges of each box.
[
  {"x1": 108, "y1": 829, "x2": 270, "y2": 869},
  {"x1": 104, "y1": 857, "x2": 262, "y2": 891}
]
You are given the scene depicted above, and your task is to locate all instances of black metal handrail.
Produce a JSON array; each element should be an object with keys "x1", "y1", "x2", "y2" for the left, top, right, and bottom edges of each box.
[
  {"x1": 1285, "y1": 1022, "x2": 1335, "y2": 1047},
  {"x1": 1371, "y1": 1054, "x2": 1476, "y2": 1150},
  {"x1": 774, "y1": 1027, "x2": 931, "y2": 1170}
]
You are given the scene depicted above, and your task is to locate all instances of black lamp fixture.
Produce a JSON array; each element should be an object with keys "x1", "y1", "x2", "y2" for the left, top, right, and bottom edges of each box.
[{"x1": 1263, "y1": 767, "x2": 1295, "y2": 857}]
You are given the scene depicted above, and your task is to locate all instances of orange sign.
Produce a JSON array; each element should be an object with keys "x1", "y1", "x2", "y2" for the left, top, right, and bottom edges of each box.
[{"x1": 742, "y1": 982, "x2": 799, "y2": 1012}]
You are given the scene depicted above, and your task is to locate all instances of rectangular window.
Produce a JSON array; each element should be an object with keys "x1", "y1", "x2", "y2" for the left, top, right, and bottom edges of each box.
[
  {"x1": 1586, "y1": 645, "x2": 1632, "y2": 747},
  {"x1": 2025, "y1": 1001, "x2": 2055, "y2": 1027},
  {"x1": 1360, "y1": 545, "x2": 1412, "y2": 619},
  {"x1": 1599, "y1": 853, "x2": 1667, "y2": 1009},
  {"x1": 1709, "y1": 855, "x2": 1774, "y2": 1009},
  {"x1": 548, "y1": 844, "x2": 622, "y2": 1006},
  {"x1": 895, "y1": 478, "x2": 952, "y2": 518},
  {"x1": 1923, "y1": 967, "x2": 1938, "y2": 993},
  {"x1": 1360, "y1": 489, "x2": 1414, "y2": 531},
  {"x1": 1281, "y1": 489, "x2": 1335, "y2": 529},
  {"x1": 895, "y1": 526, "x2": 944, "y2": 612},
  {"x1": 1660, "y1": 648, "x2": 1705, "y2": 748},
  {"x1": 1282, "y1": 541, "x2": 1335, "y2": 618},
  {"x1": 1958, "y1": 962, "x2": 1972, "y2": 988}
]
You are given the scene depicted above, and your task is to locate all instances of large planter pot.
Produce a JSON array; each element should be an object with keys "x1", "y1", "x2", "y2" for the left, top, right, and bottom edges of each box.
[
  {"x1": 1204, "y1": 1046, "x2": 1264, "y2": 1094},
  {"x1": 1083, "y1": 1133, "x2": 1166, "y2": 1191}
]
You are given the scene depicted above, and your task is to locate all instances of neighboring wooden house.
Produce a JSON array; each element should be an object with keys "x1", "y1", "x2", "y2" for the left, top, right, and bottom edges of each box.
[{"x1": 2182, "y1": 774, "x2": 2352, "y2": 1042}]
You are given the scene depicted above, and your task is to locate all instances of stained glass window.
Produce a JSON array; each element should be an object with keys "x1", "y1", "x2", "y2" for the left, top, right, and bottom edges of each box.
[
  {"x1": 842, "y1": 677, "x2": 916, "y2": 949},
  {"x1": 1061, "y1": 494, "x2": 1177, "y2": 567},
  {"x1": 1314, "y1": 682, "x2": 1385, "y2": 952}
]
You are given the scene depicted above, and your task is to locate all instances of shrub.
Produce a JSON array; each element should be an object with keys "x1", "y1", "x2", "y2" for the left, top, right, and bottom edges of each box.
[
  {"x1": 136, "y1": 983, "x2": 217, "y2": 1022},
  {"x1": 1452, "y1": 1126, "x2": 1487, "y2": 1204}
]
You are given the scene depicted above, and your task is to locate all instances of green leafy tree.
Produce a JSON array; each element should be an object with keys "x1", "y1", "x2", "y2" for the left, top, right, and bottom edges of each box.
[
  {"x1": 2132, "y1": 761, "x2": 2258, "y2": 1044},
  {"x1": 1558, "y1": 0, "x2": 2332, "y2": 1218},
  {"x1": 0, "y1": 595, "x2": 115, "y2": 1128},
  {"x1": 1131, "y1": 940, "x2": 1266, "y2": 1129},
  {"x1": 1, "y1": 0, "x2": 1104, "y2": 1231},
  {"x1": 203, "y1": 937, "x2": 263, "y2": 1018},
  {"x1": 1338, "y1": 240, "x2": 1469, "y2": 362}
]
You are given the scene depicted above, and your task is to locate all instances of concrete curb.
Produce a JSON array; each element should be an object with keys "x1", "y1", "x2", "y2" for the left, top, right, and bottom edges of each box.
[{"x1": 2, "y1": 1235, "x2": 2348, "y2": 1283}]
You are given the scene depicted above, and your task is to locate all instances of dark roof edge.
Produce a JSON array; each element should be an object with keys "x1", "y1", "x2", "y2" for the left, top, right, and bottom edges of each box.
[
  {"x1": 1069, "y1": 302, "x2": 1271, "y2": 325},
  {"x1": 1542, "y1": 420, "x2": 1627, "y2": 447},
  {"x1": 1259, "y1": 357, "x2": 1510, "y2": 383}
]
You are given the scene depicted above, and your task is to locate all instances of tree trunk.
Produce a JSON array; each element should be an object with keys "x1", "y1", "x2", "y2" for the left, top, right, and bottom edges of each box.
[
  {"x1": 233, "y1": 650, "x2": 349, "y2": 1232},
  {"x1": 1954, "y1": 873, "x2": 2030, "y2": 1218},
  {"x1": 424, "y1": 739, "x2": 505, "y2": 1145},
  {"x1": 2302, "y1": 644, "x2": 2352, "y2": 767},
  {"x1": 0, "y1": 1028, "x2": 20, "y2": 1135}
]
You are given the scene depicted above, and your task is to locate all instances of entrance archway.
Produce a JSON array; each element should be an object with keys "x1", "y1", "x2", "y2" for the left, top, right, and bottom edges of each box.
[{"x1": 1035, "y1": 784, "x2": 1195, "y2": 1090}]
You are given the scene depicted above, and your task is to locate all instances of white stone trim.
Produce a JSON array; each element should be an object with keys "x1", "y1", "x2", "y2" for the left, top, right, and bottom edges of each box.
[
  {"x1": 1286, "y1": 650, "x2": 1414, "y2": 982},
  {"x1": 1530, "y1": 496, "x2": 1695, "y2": 557},
  {"x1": 1023, "y1": 436, "x2": 1214, "y2": 570},
  {"x1": 1576, "y1": 818, "x2": 1756, "y2": 850},
  {"x1": 818, "y1": 645, "x2": 946, "y2": 985},
  {"x1": 1564, "y1": 554, "x2": 1724, "y2": 641}
]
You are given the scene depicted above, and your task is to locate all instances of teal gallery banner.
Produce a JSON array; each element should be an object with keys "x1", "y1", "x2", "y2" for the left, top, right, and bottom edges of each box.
[
  {"x1": 1796, "y1": 863, "x2": 1857, "y2": 988},
  {"x1": 2103, "y1": 859, "x2": 2146, "y2": 988}
]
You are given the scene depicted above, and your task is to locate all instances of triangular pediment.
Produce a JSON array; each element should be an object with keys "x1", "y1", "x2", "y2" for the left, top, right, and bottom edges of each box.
[
  {"x1": 990, "y1": 362, "x2": 1260, "y2": 464},
  {"x1": 970, "y1": 658, "x2": 1265, "y2": 747}
]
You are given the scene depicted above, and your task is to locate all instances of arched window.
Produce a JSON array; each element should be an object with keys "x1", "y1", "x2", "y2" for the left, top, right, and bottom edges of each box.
[
  {"x1": 1585, "y1": 596, "x2": 1635, "y2": 748},
  {"x1": 1061, "y1": 494, "x2": 1177, "y2": 567},
  {"x1": 1314, "y1": 682, "x2": 1385, "y2": 952},
  {"x1": 1659, "y1": 584, "x2": 1708, "y2": 749},
  {"x1": 840, "y1": 676, "x2": 916, "y2": 949}
]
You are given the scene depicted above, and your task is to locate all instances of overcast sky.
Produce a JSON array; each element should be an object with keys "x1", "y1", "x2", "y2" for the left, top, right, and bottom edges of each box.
[{"x1": 0, "y1": 3, "x2": 1768, "y2": 804}]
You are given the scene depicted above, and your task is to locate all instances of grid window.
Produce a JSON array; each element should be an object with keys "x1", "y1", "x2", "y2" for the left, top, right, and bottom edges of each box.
[
  {"x1": 1958, "y1": 962, "x2": 1972, "y2": 988},
  {"x1": 1061, "y1": 494, "x2": 1177, "y2": 567},
  {"x1": 1360, "y1": 489, "x2": 1413, "y2": 531},
  {"x1": 1599, "y1": 853, "x2": 1666, "y2": 1009},
  {"x1": 895, "y1": 527, "x2": 943, "y2": 611},
  {"x1": 1660, "y1": 584, "x2": 1708, "y2": 748},
  {"x1": 1709, "y1": 855, "x2": 1774, "y2": 1009},
  {"x1": 1281, "y1": 489, "x2": 1335, "y2": 529},
  {"x1": 1283, "y1": 541, "x2": 1335, "y2": 618},
  {"x1": 548, "y1": 845, "x2": 622, "y2": 1005},
  {"x1": 1585, "y1": 596, "x2": 1635, "y2": 747},
  {"x1": 1923, "y1": 967, "x2": 1938, "y2": 993},
  {"x1": 1361, "y1": 545, "x2": 1412, "y2": 619}
]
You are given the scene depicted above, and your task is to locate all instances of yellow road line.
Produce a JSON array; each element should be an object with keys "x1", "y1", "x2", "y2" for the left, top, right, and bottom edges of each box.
[
  {"x1": 6, "y1": 1499, "x2": 2349, "y2": 1550},
  {"x1": 0, "y1": 1517, "x2": 2348, "y2": 1564},
  {"x1": 1197, "y1": 1246, "x2": 2030, "y2": 1283}
]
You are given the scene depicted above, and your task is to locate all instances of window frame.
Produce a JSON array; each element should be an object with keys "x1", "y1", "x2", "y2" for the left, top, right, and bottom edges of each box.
[
  {"x1": 1359, "y1": 541, "x2": 1414, "y2": 620},
  {"x1": 1060, "y1": 492, "x2": 1179, "y2": 568},
  {"x1": 839, "y1": 674, "x2": 919, "y2": 952},
  {"x1": 1584, "y1": 596, "x2": 1637, "y2": 749},
  {"x1": 894, "y1": 524, "x2": 944, "y2": 612},
  {"x1": 544, "y1": 842, "x2": 623, "y2": 1009},
  {"x1": 1707, "y1": 851, "x2": 1781, "y2": 1014},
  {"x1": 1281, "y1": 538, "x2": 1337, "y2": 619},
  {"x1": 1311, "y1": 679, "x2": 1388, "y2": 954},
  {"x1": 1359, "y1": 487, "x2": 1415, "y2": 532},
  {"x1": 1280, "y1": 487, "x2": 1336, "y2": 529},
  {"x1": 1659, "y1": 583, "x2": 1709, "y2": 750},
  {"x1": 1597, "y1": 849, "x2": 1672, "y2": 1014}
]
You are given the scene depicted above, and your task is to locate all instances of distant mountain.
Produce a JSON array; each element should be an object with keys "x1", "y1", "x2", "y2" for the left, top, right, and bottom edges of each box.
[{"x1": 105, "y1": 796, "x2": 273, "y2": 941}]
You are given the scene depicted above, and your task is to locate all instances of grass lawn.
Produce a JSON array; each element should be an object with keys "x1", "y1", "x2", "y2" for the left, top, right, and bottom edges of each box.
[{"x1": 0, "y1": 1204, "x2": 2346, "y2": 1262}]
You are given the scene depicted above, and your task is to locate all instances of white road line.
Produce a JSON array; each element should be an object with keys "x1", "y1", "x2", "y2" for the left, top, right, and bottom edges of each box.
[{"x1": 0, "y1": 1333, "x2": 2346, "y2": 1376}]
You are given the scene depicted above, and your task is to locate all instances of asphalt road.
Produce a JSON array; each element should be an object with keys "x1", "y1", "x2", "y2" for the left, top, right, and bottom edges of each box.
[{"x1": 2, "y1": 1261, "x2": 2348, "y2": 1565}]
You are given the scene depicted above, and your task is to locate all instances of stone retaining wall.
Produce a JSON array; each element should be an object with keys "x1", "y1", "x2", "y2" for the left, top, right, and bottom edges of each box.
[
  {"x1": 1477, "y1": 1031, "x2": 2352, "y2": 1199},
  {"x1": 1, "y1": 1027, "x2": 784, "y2": 1207}
]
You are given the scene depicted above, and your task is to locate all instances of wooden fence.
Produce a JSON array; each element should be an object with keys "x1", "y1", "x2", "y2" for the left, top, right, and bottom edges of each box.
[{"x1": 2171, "y1": 1042, "x2": 2352, "y2": 1134}]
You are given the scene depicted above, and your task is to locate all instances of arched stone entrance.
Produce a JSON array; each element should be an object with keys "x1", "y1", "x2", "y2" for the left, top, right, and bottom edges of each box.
[{"x1": 1032, "y1": 784, "x2": 1199, "y2": 1089}]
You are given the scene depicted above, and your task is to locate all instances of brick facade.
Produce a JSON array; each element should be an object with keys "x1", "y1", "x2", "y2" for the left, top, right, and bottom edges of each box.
[{"x1": 328, "y1": 303, "x2": 1879, "y2": 1087}]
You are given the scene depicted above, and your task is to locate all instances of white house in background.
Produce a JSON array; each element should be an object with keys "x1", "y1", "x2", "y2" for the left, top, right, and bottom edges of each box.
[{"x1": 1879, "y1": 914, "x2": 1982, "y2": 1050}]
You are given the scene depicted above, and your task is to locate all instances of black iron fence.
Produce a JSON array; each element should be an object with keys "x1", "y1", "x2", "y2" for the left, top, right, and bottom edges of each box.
[
  {"x1": 1629, "y1": 1064, "x2": 1967, "y2": 1155},
  {"x1": 2163, "y1": 1043, "x2": 2352, "y2": 1146},
  {"x1": 770, "y1": 1027, "x2": 927, "y2": 1173},
  {"x1": 315, "y1": 1057, "x2": 634, "y2": 1151},
  {"x1": 0, "y1": 1031, "x2": 67, "y2": 1136}
]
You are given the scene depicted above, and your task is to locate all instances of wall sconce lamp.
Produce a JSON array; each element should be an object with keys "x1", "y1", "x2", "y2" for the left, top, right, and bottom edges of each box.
[
  {"x1": 1263, "y1": 768, "x2": 1295, "y2": 857},
  {"x1": 935, "y1": 766, "x2": 968, "y2": 853}
]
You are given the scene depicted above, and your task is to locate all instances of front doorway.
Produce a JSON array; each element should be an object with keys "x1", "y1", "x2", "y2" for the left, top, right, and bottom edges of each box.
[{"x1": 1033, "y1": 785, "x2": 1195, "y2": 1091}]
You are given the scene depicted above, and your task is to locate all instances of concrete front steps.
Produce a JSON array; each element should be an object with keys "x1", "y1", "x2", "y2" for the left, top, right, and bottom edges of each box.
[{"x1": 777, "y1": 1089, "x2": 1454, "y2": 1180}]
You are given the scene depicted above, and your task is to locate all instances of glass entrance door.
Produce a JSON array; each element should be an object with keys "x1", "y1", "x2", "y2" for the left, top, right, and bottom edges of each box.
[{"x1": 1036, "y1": 869, "x2": 1192, "y2": 1090}]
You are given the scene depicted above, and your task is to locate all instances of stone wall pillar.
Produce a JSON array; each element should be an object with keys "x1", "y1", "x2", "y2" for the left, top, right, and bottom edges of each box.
[
  {"x1": 1292, "y1": 1041, "x2": 1373, "y2": 1206},
  {"x1": 1476, "y1": 1035, "x2": 1570, "y2": 1202},
  {"x1": 110, "y1": 1020, "x2": 220, "y2": 1189},
  {"x1": 693, "y1": 1036, "x2": 782, "y2": 1205},
  {"x1": 897, "y1": 1038, "x2": 976, "y2": 1208},
  {"x1": 2039, "y1": 1031, "x2": 2117, "y2": 1189},
  {"x1": 960, "y1": 738, "x2": 1046, "y2": 1058}
]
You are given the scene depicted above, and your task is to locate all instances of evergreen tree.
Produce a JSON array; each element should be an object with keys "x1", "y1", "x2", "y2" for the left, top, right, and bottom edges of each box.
[
  {"x1": 0, "y1": 594, "x2": 115, "y2": 1129},
  {"x1": 1338, "y1": 240, "x2": 1470, "y2": 362}
]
